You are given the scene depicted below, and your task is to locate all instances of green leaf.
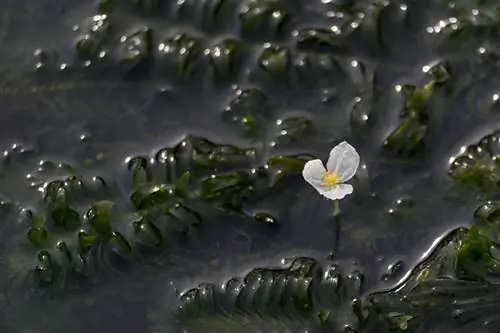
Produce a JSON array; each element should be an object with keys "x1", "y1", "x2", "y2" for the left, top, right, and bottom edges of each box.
[
  {"x1": 32, "y1": 213, "x2": 46, "y2": 228},
  {"x1": 175, "y1": 171, "x2": 191, "y2": 197},
  {"x1": 27, "y1": 227, "x2": 49, "y2": 248},
  {"x1": 86, "y1": 200, "x2": 114, "y2": 235},
  {"x1": 130, "y1": 183, "x2": 177, "y2": 211},
  {"x1": 111, "y1": 231, "x2": 133, "y2": 254},
  {"x1": 132, "y1": 164, "x2": 148, "y2": 188},
  {"x1": 454, "y1": 227, "x2": 494, "y2": 280},
  {"x1": 78, "y1": 230, "x2": 97, "y2": 252},
  {"x1": 200, "y1": 172, "x2": 249, "y2": 199},
  {"x1": 50, "y1": 202, "x2": 81, "y2": 231},
  {"x1": 133, "y1": 216, "x2": 164, "y2": 248}
]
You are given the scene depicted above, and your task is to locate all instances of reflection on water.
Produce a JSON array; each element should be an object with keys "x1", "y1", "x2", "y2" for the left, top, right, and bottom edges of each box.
[{"x1": 1, "y1": 0, "x2": 500, "y2": 332}]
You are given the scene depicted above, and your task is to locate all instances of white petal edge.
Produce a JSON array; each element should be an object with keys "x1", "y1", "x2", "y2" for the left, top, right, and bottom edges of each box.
[
  {"x1": 302, "y1": 159, "x2": 326, "y2": 189},
  {"x1": 326, "y1": 141, "x2": 360, "y2": 182},
  {"x1": 318, "y1": 183, "x2": 353, "y2": 200}
]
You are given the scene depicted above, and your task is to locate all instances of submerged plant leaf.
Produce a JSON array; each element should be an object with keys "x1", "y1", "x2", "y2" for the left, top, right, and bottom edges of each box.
[
  {"x1": 133, "y1": 215, "x2": 164, "y2": 248},
  {"x1": 200, "y1": 171, "x2": 252, "y2": 200},
  {"x1": 49, "y1": 193, "x2": 81, "y2": 232},
  {"x1": 454, "y1": 226, "x2": 499, "y2": 280},
  {"x1": 449, "y1": 130, "x2": 500, "y2": 195},
  {"x1": 77, "y1": 230, "x2": 97, "y2": 253},
  {"x1": 370, "y1": 226, "x2": 500, "y2": 332},
  {"x1": 174, "y1": 171, "x2": 191, "y2": 198},
  {"x1": 166, "y1": 257, "x2": 374, "y2": 333},
  {"x1": 85, "y1": 200, "x2": 114, "y2": 235},
  {"x1": 131, "y1": 183, "x2": 177, "y2": 211},
  {"x1": 27, "y1": 227, "x2": 49, "y2": 249},
  {"x1": 384, "y1": 83, "x2": 433, "y2": 157}
]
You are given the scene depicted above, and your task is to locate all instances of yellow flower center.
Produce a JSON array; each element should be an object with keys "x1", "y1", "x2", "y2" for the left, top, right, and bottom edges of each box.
[{"x1": 322, "y1": 172, "x2": 340, "y2": 188}]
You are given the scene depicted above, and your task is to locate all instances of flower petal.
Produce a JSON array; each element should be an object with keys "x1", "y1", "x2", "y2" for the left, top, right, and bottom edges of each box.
[
  {"x1": 326, "y1": 141, "x2": 360, "y2": 182},
  {"x1": 302, "y1": 159, "x2": 326, "y2": 189},
  {"x1": 319, "y1": 184, "x2": 353, "y2": 200}
]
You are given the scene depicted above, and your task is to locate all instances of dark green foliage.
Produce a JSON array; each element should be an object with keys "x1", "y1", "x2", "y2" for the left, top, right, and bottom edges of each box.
[
  {"x1": 384, "y1": 65, "x2": 450, "y2": 157},
  {"x1": 5, "y1": 128, "x2": 312, "y2": 290},
  {"x1": 449, "y1": 130, "x2": 500, "y2": 195},
  {"x1": 171, "y1": 258, "x2": 374, "y2": 333},
  {"x1": 3, "y1": 0, "x2": 500, "y2": 332}
]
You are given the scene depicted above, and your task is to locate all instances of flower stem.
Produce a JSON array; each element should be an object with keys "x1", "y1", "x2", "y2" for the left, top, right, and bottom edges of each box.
[
  {"x1": 333, "y1": 200, "x2": 341, "y2": 217},
  {"x1": 329, "y1": 200, "x2": 342, "y2": 259}
]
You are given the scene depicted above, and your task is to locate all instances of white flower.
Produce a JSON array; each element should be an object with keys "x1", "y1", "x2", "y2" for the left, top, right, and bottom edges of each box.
[{"x1": 302, "y1": 141, "x2": 360, "y2": 200}]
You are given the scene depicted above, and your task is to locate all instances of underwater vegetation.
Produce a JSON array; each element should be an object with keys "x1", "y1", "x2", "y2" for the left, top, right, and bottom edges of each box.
[{"x1": 2, "y1": 0, "x2": 500, "y2": 332}]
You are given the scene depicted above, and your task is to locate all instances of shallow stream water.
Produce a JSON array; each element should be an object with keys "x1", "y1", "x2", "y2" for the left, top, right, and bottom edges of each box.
[{"x1": 1, "y1": 0, "x2": 500, "y2": 332}]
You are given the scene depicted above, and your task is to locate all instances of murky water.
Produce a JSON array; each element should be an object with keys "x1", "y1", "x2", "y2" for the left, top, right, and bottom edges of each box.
[{"x1": 2, "y1": 0, "x2": 500, "y2": 332}]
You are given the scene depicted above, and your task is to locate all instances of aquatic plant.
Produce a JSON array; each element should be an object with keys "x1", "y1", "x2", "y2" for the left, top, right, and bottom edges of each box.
[{"x1": 2, "y1": 0, "x2": 500, "y2": 332}]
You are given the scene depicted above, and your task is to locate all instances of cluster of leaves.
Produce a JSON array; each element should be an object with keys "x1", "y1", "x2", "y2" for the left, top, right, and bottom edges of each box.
[
  {"x1": 11, "y1": 173, "x2": 193, "y2": 288},
  {"x1": 68, "y1": 0, "x2": 296, "y2": 81},
  {"x1": 61, "y1": 0, "x2": 250, "y2": 81},
  {"x1": 75, "y1": 13, "x2": 112, "y2": 61},
  {"x1": 4, "y1": 131, "x2": 313, "y2": 290},
  {"x1": 154, "y1": 197, "x2": 500, "y2": 333},
  {"x1": 367, "y1": 201, "x2": 500, "y2": 332},
  {"x1": 4, "y1": 0, "x2": 362, "y2": 291},
  {"x1": 384, "y1": 62, "x2": 450, "y2": 157},
  {"x1": 43, "y1": 0, "x2": 418, "y2": 85},
  {"x1": 438, "y1": 0, "x2": 500, "y2": 52},
  {"x1": 449, "y1": 129, "x2": 500, "y2": 195},
  {"x1": 161, "y1": 257, "x2": 391, "y2": 333},
  {"x1": 9, "y1": 1, "x2": 500, "y2": 332}
]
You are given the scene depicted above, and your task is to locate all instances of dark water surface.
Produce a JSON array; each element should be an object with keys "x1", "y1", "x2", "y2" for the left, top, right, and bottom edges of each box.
[{"x1": 1, "y1": 0, "x2": 500, "y2": 332}]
